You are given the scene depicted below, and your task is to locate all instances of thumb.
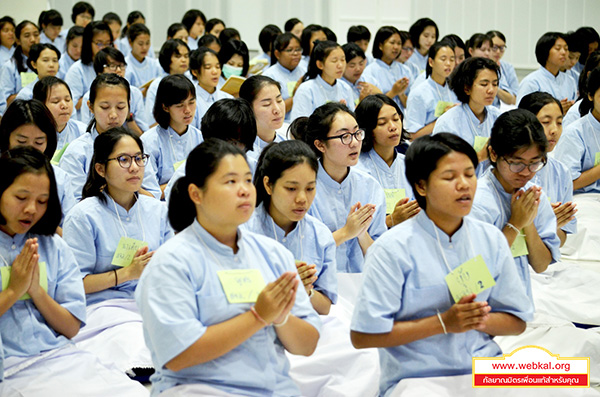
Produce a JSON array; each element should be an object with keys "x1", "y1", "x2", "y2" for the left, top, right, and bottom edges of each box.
[{"x1": 457, "y1": 293, "x2": 477, "y2": 304}]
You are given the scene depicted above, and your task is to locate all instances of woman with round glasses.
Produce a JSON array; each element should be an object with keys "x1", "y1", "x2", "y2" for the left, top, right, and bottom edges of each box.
[
  {"x1": 471, "y1": 109, "x2": 561, "y2": 303},
  {"x1": 63, "y1": 127, "x2": 173, "y2": 375},
  {"x1": 487, "y1": 30, "x2": 518, "y2": 107},
  {"x1": 302, "y1": 102, "x2": 386, "y2": 273}
]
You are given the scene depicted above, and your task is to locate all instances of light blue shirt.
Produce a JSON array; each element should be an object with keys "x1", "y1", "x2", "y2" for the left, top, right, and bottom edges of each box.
[
  {"x1": 252, "y1": 133, "x2": 285, "y2": 156},
  {"x1": 356, "y1": 150, "x2": 414, "y2": 199},
  {"x1": 563, "y1": 98, "x2": 583, "y2": 128},
  {"x1": 192, "y1": 83, "x2": 233, "y2": 130},
  {"x1": 493, "y1": 60, "x2": 519, "y2": 108},
  {"x1": 117, "y1": 37, "x2": 155, "y2": 59},
  {"x1": 144, "y1": 71, "x2": 195, "y2": 126},
  {"x1": 405, "y1": 50, "x2": 428, "y2": 74},
  {"x1": 58, "y1": 127, "x2": 161, "y2": 201},
  {"x1": 298, "y1": 55, "x2": 309, "y2": 73},
  {"x1": 470, "y1": 170, "x2": 561, "y2": 301},
  {"x1": 350, "y1": 211, "x2": 534, "y2": 396},
  {"x1": 517, "y1": 67, "x2": 577, "y2": 105},
  {"x1": 124, "y1": 53, "x2": 163, "y2": 88},
  {"x1": 53, "y1": 165, "x2": 77, "y2": 220},
  {"x1": 533, "y1": 157, "x2": 577, "y2": 234},
  {"x1": 263, "y1": 62, "x2": 305, "y2": 122},
  {"x1": 80, "y1": 85, "x2": 149, "y2": 131},
  {"x1": 57, "y1": 119, "x2": 87, "y2": 151},
  {"x1": 0, "y1": 55, "x2": 35, "y2": 116},
  {"x1": 57, "y1": 53, "x2": 76, "y2": 80},
  {"x1": 64, "y1": 60, "x2": 96, "y2": 120},
  {"x1": 405, "y1": 76, "x2": 457, "y2": 133},
  {"x1": 135, "y1": 220, "x2": 321, "y2": 397},
  {"x1": 187, "y1": 37, "x2": 198, "y2": 51},
  {"x1": 309, "y1": 162, "x2": 387, "y2": 273},
  {"x1": 0, "y1": 230, "x2": 87, "y2": 358},
  {"x1": 0, "y1": 45, "x2": 14, "y2": 66},
  {"x1": 63, "y1": 193, "x2": 173, "y2": 306},
  {"x1": 340, "y1": 76, "x2": 366, "y2": 109},
  {"x1": 362, "y1": 59, "x2": 412, "y2": 111},
  {"x1": 432, "y1": 103, "x2": 501, "y2": 175},
  {"x1": 554, "y1": 113, "x2": 600, "y2": 194},
  {"x1": 15, "y1": 77, "x2": 38, "y2": 101},
  {"x1": 409, "y1": 71, "x2": 426, "y2": 91},
  {"x1": 290, "y1": 75, "x2": 356, "y2": 121},
  {"x1": 40, "y1": 31, "x2": 66, "y2": 53},
  {"x1": 141, "y1": 124, "x2": 204, "y2": 185},
  {"x1": 243, "y1": 203, "x2": 338, "y2": 304}
]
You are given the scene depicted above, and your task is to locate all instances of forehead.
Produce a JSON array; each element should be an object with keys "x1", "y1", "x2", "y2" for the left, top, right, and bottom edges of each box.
[
  {"x1": 508, "y1": 145, "x2": 543, "y2": 159},
  {"x1": 434, "y1": 151, "x2": 474, "y2": 172},
  {"x1": 255, "y1": 83, "x2": 281, "y2": 99},
  {"x1": 10, "y1": 172, "x2": 50, "y2": 193},
  {"x1": 12, "y1": 124, "x2": 47, "y2": 138},
  {"x1": 329, "y1": 111, "x2": 357, "y2": 131},
  {"x1": 474, "y1": 68, "x2": 498, "y2": 81},
  {"x1": 538, "y1": 102, "x2": 562, "y2": 116},
  {"x1": 111, "y1": 135, "x2": 140, "y2": 153},
  {"x1": 95, "y1": 85, "x2": 128, "y2": 101},
  {"x1": 211, "y1": 154, "x2": 249, "y2": 177},
  {"x1": 326, "y1": 48, "x2": 344, "y2": 58},
  {"x1": 49, "y1": 84, "x2": 70, "y2": 97},
  {"x1": 93, "y1": 31, "x2": 111, "y2": 40},
  {"x1": 39, "y1": 48, "x2": 58, "y2": 57}
]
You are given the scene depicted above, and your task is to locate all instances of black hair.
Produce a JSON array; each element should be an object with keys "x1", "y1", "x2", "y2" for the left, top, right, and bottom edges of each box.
[
  {"x1": 577, "y1": 50, "x2": 600, "y2": 103},
  {"x1": 465, "y1": 33, "x2": 492, "y2": 58},
  {"x1": 93, "y1": 47, "x2": 126, "y2": 75},
  {"x1": 182, "y1": 9, "x2": 207, "y2": 36},
  {"x1": 198, "y1": 34, "x2": 221, "y2": 50},
  {"x1": 33, "y1": 76, "x2": 72, "y2": 105},
  {"x1": 0, "y1": 146, "x2": 61, "y2": 234},
  {"x1": 442, "y1": 34, "x2": 467, "y2": 55},
  {"x1": 301, "y1": 24, "x2": 325, "y2": 56},
  {"x1": 254, "y1": 140, "x2": 318, "y2": 209},
  {"x1": 518, "y1": 92, "x2": 563, "y2": 117},
  {"x1": 167, "y1": 23, "x2": 187, "y2": 40},
  {"x1": 284, "y1": 18, "x2": 302, "y2": 33},
  {"x1": 13, "y1": 21, "x2": 39, "y2": 73},
  {"x1": 158, "y1": 39, "x2": 189, "y2": 74},
  {"x1": 127, "y1": 23, "x2": 150, "y2": 43},
  {"x1": 565, "y1": 31, "x2": 586, "y2": 56},
  {"x1": 425, "y1": 40, "x2": 455, "y2": 78},
  {"x1": 239, "y1": 75, "x2": 281, "y2": 105},
  {"x1": 0, "y1": 99, "x2": 57, "y2": 158},
  {"x1": 342, "y1": 42, "x2": 366, "y2": 63},
  {"x1": 189, "y1": 47, "x2": 219, "y2": 81},
  {"x1": 218, "y1": 39, "x2": 250, "y2": 77},
  {"x1": 302, "y1": 102, "x2": 355, "y2": 158},
  {"x1": 322, "y1": 27, "x2": 337, "y2": 43},
  {"x1": 486, "y1": 30, "x2": 506, "y2": 44},
  {"x1": 259, "y1": 24, "x2": 282, "y2": 54},
  {"x1": 405, "y1": 133, "x2": 477, "y2": 209},
  {"x1": 535, "y1": 32, "x2": 567, "y2": 67},
  {"x1": 271, "y1": 32, "x2": 301, "y2": 65},
  {"x1": 71, "y1": 2, "x2": 95, "y2": 24},
  {"x1": 287, "y1": 116, "x2": 308, "y2": 141},
  {"x1": 489, "y1": 109, "x2": 548, "y2": 167},
  {"x1": 347, "y1": 25, "x2": 371, "y2": 43},
  {"x1": 449, "y1": 56, "x2": 500, "y2": 103},
  {"x1": 205, "y1": 18, "x2": 226, "y2": 36},
  {"x1": 575, "y1": 27, "x2": 600, "y2": 66},
  {"x1": 87, "y1": 74, "x2": 130, "y2": 132},
  {"x1": 0, "y1": 16, "x2": 15, "y2": 33},
  {"x1": 38, "y1": 10, "x2": 63, "y2": 29},
  {"x1": 121, "y1": 11, "x2": 145, "y2": 39},
  {"x1": 82, "y1": 127, "x2": 144, "y2": 204},
  {"x1": 153, "y1": 74, "x2": 196, "y2": 129},
  {"x1": 27, "y1": 43, "x2": 60, "y2": 74},
  {"x1": 81, "y1": 21, "x2": 113, "y2": 65},
  {"x1": 303, "y1": 40, "x2": 341, "y2": 81},
  {"x1": 102, "y1": 12, "x2": 122, "y2": 28},
  {"x1": 220, "y1": 28, "x2": 241, "y2": 44},
  {"x1": 580, "y1": 67, "x2": 600, "y2": 117},
  {"x1": 355, "y1": 94, "x2": 408, "y2": 152},
  {"x1": 65, "y1": 25, "x2": 84, "y2": 47},
  {"x1": 409, "y1": 18, "x2": 439, "y2": 51},
  {"x1": 201, "y1": 98, "x2": 257, "y2": 152},
  {"x1": 168, "y1": 138, "x2": 246, "y2": 232},
  {"x1": 399, "y1": 30, "x2": 410, "y2": 45},
  {"x1": 372, "y1": 26, "x2": 401, "y2": 60}
]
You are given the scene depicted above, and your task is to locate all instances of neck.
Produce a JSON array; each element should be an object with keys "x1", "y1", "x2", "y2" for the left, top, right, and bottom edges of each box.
[
  {"x1": 545, "y1": 63, "x2": 559, "y2": 77},
  {"x1": 133, "y1": 53, "x2": 144, "y2": 63},
  {"x1": 373, "y1": 144, "x2": 395, "y2": 167},
  {"x1": 592, "y1": 108, "x2": 600, "y2": 123},
  {"x1": 427, "y1": 208, "x2": 462, "y2": 237},
  {"x1": 321, "y1": 74, "x2": 335, "y2": 85},
  {"x1": 197, "y1": 215, "x2": 239, "y2": 252},
  {"x1": 468, "y1": 101, "x2": 486, "y2": 122},
  {"x1": 322, "y1": 157, "x2": 349, "y2": 184},
  {"x1": 418, "y1": 47, "x2": 428, "y2": 56},
  {"x1": 107, "y1": 187, "x2": 136, "y2": 211},
  {"x1": 269, "y1": 203, "x2": 296, "y2": 235},
  {"x1": 492, "y1": 168, "x2": 516, "y2": 193},
  {"x1": 199, "y1": 82, "x2": 216, "y2": 94},
  {"x1": 431, "y1": 72, "x2": 446, "y2": 86},
  {"x1": 381, "y1": 56, "x2": 394, "y2": 66},
  {"x1": 0, "y1": 224, "x2": 15, "y2": 237},
  {"x1": 170, "y1": 121, "x2": 188, "y2": 135},
  {"x1": 57, "y1": 121, "x2": 67, "y2": 133},
  {"x1": 345, "y1": 75, "x2": 357, "y2": 85},
  {"x1": 258, "y1": 127, "x2": 276, "y2": 143},
  {"x1": 22, "y1": 49, "x2": 29, "y2": 57}
]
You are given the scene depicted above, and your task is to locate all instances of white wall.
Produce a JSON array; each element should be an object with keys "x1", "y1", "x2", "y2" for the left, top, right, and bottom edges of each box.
[{"x1": 6, "y1": 0, "x2": 600, "y2": 70}]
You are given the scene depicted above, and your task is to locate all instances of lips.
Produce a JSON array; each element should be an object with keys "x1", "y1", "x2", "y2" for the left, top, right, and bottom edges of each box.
[
  {"x1": 292, "y1": 208, "x2": 307, "y2": 216},
  {"x1": 238, "y1": 202, "x2": 253, "y2": 211},
  {"x1": 18, "y1": 219, "x2": 33, "y2": 229}
]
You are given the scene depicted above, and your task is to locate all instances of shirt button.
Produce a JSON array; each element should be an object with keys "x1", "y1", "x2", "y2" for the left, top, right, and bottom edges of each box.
[
  {"x1": 282, "y1": 238, "x2": 287, "y2": 243},
  {"x1": 234, "y1": 257, "x2": 239, "y2": 262},
  {"x1": 449, "y1": 244, "x2": 453, "y2": 249},
  {"x1": 126, "y1": 217, "x2": 131, "y2": 221},
  {"x1": 11, "y1": 244, "x2": 16, "y2": 250}
]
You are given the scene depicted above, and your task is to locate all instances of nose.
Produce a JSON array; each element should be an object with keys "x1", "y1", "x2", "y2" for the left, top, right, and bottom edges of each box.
[
  {"x1": 296, "y1": 189, "x2": 307, "y2": 203},
  {"x1": 24, "y1": 199, "x2": 37, "y2": 215}
]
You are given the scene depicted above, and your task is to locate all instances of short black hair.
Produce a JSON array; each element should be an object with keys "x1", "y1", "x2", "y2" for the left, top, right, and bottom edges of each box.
[
  {"x1": 27, "y1": 43, "x2": 61, "y2": 74},
  {"x1": 205, "y1": 18, "x2": 225, "y2": 35},
  {"x1": 302, "y1": 102, "x2": 355, "y2": 158},
  {"x1": 93, "y1": 47, "x2": 126, "y2": 75},
  {"x1": 127, "y1": 23, "x2": 150, "y2": 43},
  {"x1": 189, "y1": 47, "x2": 219, "y2": 80},
  {"x1": 465, "y1": 33, "x2": 492, "y2": 59},
  {"x1": 486, "y1": 30, "x2": 506, "y2": 44},
  {"x1": 167, "y1": 23, "x2": 187, "y2": 40},
  {"x1": 120, "y1": 11, "x2": 145, "y2": 39},
  {"x1": 441, "y1": 34, "x2": 467, "y2": 55},
  {"x1": 355, "y1": 94, "x2": 407, "y2": 152},
  {"x1": 201, "y1": 98, "x2": 257, "y2": 152},
  {"x1": 158, "y1": 39, "x2": 189, "y2": 74},
  {"x1": 71, "y1": 2, "x2": 95, "y2": 24},
  {"x1": 303, "y1": 40, "x2": 341, "y2": 81},
  {"x1": 405, "y1": 133, "x2": 477, "y2": 209},
  {"x1": 575, "y1": 27, "x2": 600, "y2": 66},
  {"x1": 182, "y1": 9, "x2": 207, "y2": 32},
  {"x1": 372, "y1": 26, "x2": 401, "y2": 60},
  {"x1": 13, "y1": 21, "x2": 39, "y2": 74},
  {"x1": 580, "y1": 66, "x2": 600, "y2": 117},
  {"x1": 38, "y1": 9, "x2": 63, "y2": 29},
  {"x1": 87, "y1": 74, "x2": 130, "y2": 132},
  {"x1": 449, "y1": 57, "x2": 500, "y2": 103},
  {"x1": 102, "y1": 12, "x2": 122, "y2": 27},
  {"x1": 284, "y1": 18, "x2": 302, "y2": 33},
  {"x1": 322, "y1": 27, "x2": 337, "y2": 43},
  {"x1": 65, "y1": 25, "x2": 84, "y2": 46},
  {"x1": 218, "y1": 39, "x2": 249, "y2": 77},
  {"x1": 409, "y1": 18, "x2": 438, "y2": 51},
  {"x1": 535, "y1": 32, "x2": 567, "y2": 67},
  {"x1": 259, "y1": 24, "x2": 282, "y2": 54},
  {"x1": 220, "y1": 28, "x2": 241, "y2": 44},
  {"x1": 33, "y1": 76, "x2": 72, "y2": 105},
  {"x1": 347, "y1": 25, "x2": 371, "y2": 43},
  {"x1": 425, "y1": 40, "x2": 454, "y2": 78},
  {"x1": 153, "y1": 74, "x2": 196, "y2": 129},
  {"x1": 342, "y1": 42, "x2": 366, "y2": 62},
  {"x1": 301, "y1": 24, "x2": 324, "y2": 56},
  {"x1": 0, "y1": 146, "x2": 61, "y2": 234},
  {"x1": 239, "y1": 75, "x2": 281, "y2": 105},
  {"x1": 81, "y1": 21, "x2": 113, "y2": 65},
  {"x1": 577, "y1": 50, "x2": 600, "y2": 102},
  {"x1": 518, "y1": 92, "x2": 563, "y2": 117},
  {"x1": 271, "y1": 32, "x2": 301, "y2": 65},
  {"x1": 198, "y1": 34, "x2": 221, "y2": 50}
]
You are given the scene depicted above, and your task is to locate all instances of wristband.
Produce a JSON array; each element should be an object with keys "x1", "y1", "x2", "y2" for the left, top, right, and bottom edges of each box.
[
  {"x1": 308, "y1": 288, "x2": 314, "y2": 298},
  {"x1": 273, "y1": 312, "x2": 290, "y2": 327},
  {"x1": 505, "y1": 222, "x2": 520, "y2": 234},
  {"x1": 250, "y1": 306, "x2": 269, "y2": 326},
  {"x1": 436, "y1": 311, "x2": 447, "y2": 335},
  {"x1": 113, "y1": 269, "x2": 118, "y2": 286}
]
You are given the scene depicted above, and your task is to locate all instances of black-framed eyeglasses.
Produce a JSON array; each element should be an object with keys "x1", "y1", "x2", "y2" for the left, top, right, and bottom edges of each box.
[
  {"x1": 502, "y1": 157, "x2": 546, "y2": 173},
  {"x1": 321, "y1": 129, "x2": 365, "y2": 145},
  {"x1": 402, "y1": 46, "x2": 414, "y2": 52},
  {"x1": 492, "y1": 45, "x2": 507, "y2": 53},
  {"x1": 93, "y1": 41, "x2": 111, "y2": 49},
  {"x1": 283, "y1": 47, "x2": 302, "y2": 54},
  {"x1": 107, "y1": 154, "x2": 149, "y2": 168},
  {"x1": 104, "y1": 63, "x2": 126, "y2": 71}
]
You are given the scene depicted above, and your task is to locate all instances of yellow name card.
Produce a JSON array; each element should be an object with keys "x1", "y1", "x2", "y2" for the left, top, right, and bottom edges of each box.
[
  {"x1": 384, "y1": 188, "x2": 406, "y2": 215},
  {"x1": 111, "y1": 237, "x2": 148, "y2": 267},
  {"x1": 173, "y1": 159, "x2": 185, "y2": 171},
  {"x1": 445, "y1": 255, "x2": 496, "y2": 302},
  {"x1": 434, "y1": 101, "x2": 454, "y2": 118},
  {"x1": 510, "y1": 232, "x2": 529, "y2": 258},
  {"x1": 1, "y1": 262, "x2": 48, "y2": 300},
  {"x1": 473, "y1": 136, "x2": 488, "y2": 153},
  {"x1": 217, "y1": 269, "x2": 265, "y2": 303}
]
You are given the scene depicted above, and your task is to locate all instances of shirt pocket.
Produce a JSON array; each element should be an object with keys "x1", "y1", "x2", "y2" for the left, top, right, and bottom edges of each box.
[
  {"x1": 195, "y1": 293, "x2": 245, "y2": 327},
  {"x1": 400, "y1": 283, "x2": 452, "y2": 320}
]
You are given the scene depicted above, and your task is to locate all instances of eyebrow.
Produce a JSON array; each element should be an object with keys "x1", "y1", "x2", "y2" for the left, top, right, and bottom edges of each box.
[
  {"x1": 377, "y1": 113, "x2": 398, "y2": 121},
  {"x1": 335, "y1": 125, "x2": 360, "y2": 133},
  {"x1": 16, "y1": 189, "x2": 49, "y2": 197},
  {"x1": 222, "y1": 171, "x2": 253, "y2": 178}
]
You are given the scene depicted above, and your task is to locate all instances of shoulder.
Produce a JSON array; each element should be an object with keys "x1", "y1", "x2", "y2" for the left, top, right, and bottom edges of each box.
[
  {"x1": 67, "y1": 196, "x2": 104, "y2": 219},
  {"x1": 138, "y1": 194, "x2": 167, "y2": 213},
  {"x1": 141, "y1": 126, "x2": 160, "y2": 141}
]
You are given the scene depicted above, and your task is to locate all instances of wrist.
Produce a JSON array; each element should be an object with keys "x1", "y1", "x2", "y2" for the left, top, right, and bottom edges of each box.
[{"x1": 507, "y1": 219, "x2": 522, "y2": 232}]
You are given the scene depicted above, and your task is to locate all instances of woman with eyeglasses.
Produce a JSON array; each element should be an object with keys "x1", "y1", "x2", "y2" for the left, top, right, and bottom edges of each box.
[
  {"x1": 64, "y1": 21, "x2": 113, "y2": 121},
  {"x1": 471, "y1": 109, "x2": 560, "y2": 303},
  {"x1": 487, "y1": 30, "x2": 518, "y2": 107},
  {"x1": 63, "y1": 127, "x2": 173, "y2": 375},
  {"x1": 302, "y1": 102, "x2": 386, "y2": 273}
]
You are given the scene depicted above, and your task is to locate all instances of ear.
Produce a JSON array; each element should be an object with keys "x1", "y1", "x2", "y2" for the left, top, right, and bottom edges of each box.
[
  {"x1": 95, "y1": 162, "x2": 106, "y2": 178},
  {"x1": 263, "y1": 176, "x2": 273, "y2": 196},
  {"x1": 428, "y1": 57, "x2": 434, "y2": 68},
  {"x1": 314, "y1": 139, "x2": 326, "y2": 154},
  {"x1": 162, "y1": 104, "x2": 170, "y2": 114},
  {"x1": 316, "y1": 59, "x2": 324, "y2": 71},
  {"x1": 468, "y1": 47, "x2": 474, "y2": 56},
  {"x1": 465, "y1": 85, "x2": 471, "y2": 96},
  {"x1": 87, "y1": 100, "x2": 93, "y2": 115},
  {"x1": 188, "y1": 183, "x2": 203, "y2": 205},
  {"x1": 274, "y1": 49, "x2": 280, "y2": 59},
  {"x1": 589, "y1": 93, "x2": 594, "y2": 103},
  {"x1": 489, "y1": 147, "x2": 498, "y2": 163},
  {"x1": 191, "y1": 69, "x2": 199, "y2": 79},
  {"x1": 415, "y1": 180, "x2": 427, "y2": 198}
]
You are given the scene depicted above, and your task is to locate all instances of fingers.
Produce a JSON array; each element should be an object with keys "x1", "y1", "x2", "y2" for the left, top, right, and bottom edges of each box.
[
  {"x1": 458, "y1": 293, "x2": 477, "y2": 304},
  {"x1": 135, "y1": 246, "x2": 149, "y2": 257}
]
